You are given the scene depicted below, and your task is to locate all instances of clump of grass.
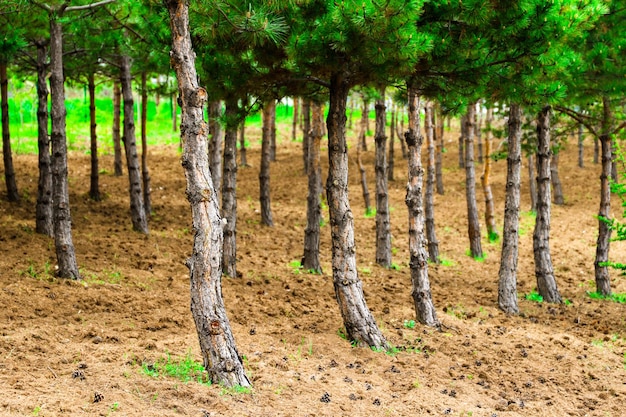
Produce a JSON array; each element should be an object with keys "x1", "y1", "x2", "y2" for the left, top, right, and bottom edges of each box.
[
  {"x1": 587, "y1": 291, "x2": 626, "y2": 304},
  {"x1": 465, "y1": 250, "x2": 487, "y2": 262},
  {"x1": 524, "y1": 290, "x2": 543, "y2": 303},
  {"x1": 364, "y1": 207, "x2": 376, "y2": 218},
  {"x1": 439, "y1": 257, "x2": 455, "y2": 267},
  {"x1": 289, "y1": 260, "x2": 302, "y2": 274},
  {"x1": 488, "y1": 231, "x2": 500, "y2": 243},
  {"x1": 403, "y1": 319, "x2": 416, "y2": 329},
  {"x1": 141, "y1": 352, "x2": 211, "y2": 386},
  {"x1": 220, "y1": 385, "x2": 252, "y2": 396}
]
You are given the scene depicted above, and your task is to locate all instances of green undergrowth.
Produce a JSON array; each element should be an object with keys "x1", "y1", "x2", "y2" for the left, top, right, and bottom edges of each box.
[
  {"x1": 519, "y1": 211, "x2": 537, "y2": 236},
  {"x1": 141, "y1": 352, "x2": 211, "y2": 386},
  {"x1": 587, "y1": 291, "x2": 626, "y2": 304},
  {"x1": 364, "y1": 207, "x2": 376, "y2": 218},
  {"x1": 524, "y1": 290, "x2": 572, "y2": 305},
  {"x1": 466, "y1": 250, "x2": 487, "y2": 262}
]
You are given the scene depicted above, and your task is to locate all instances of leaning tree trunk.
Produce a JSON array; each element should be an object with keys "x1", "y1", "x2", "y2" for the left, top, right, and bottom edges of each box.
[
  {"x1": 35, "y1": 41, "x2": 53, "y2": 237},
  {"x1": 464, "y1": 107, "x2": 483, "y2": 258},
  {"x1": 481, "y1": 108, "x2": 498, "y2": 241},
  {"x1": 360, "y1": 98, "x2": 369, "y2": 152},
  {"x1": 301, "y1": 101, "x2": 323, "y2": 273},
  {"x1": 533, "y1": 106, "x2": 562, "y2": 303},
  {"x1": 302, "y1": 100, "x2": 311, "y2": 173},
  {"x1": 326, "y1": 71, "x2": 388, "y2": 349},
  {"x1": 120, "y1": 55, "x2": 148, "y2": 234},
  {"x1": 497, "y1": 104, "x2": 522, "y2": 314},
  {"x1": 528, "y1": 154, "x2": 537, "y2": 212},
  {"x1": 435, "y1": 106, "x2": 444, "y2": 195},
  {"x1": 356, "y1": 110, "x2": 372, "y2": 215},
  {"x1": 166, "y1": 0, "x2": 250, "y2": 388},
  {"x1": 49, "y1": 18, "x2": 79, "y2": 279},
  {"x1": 578, "y1": 124, "x2": 584, "y2": 168},
  {"x1": 208, "y1": 101, "x2": 223, "y2": 204},
  {"x1": 405, "y1": 87, "x2": 439, "y2": 327},
  {"x1": 374, "y1": 89, "x2": 391, "y2": 267},
  {"x1": 292, "y1": 97, "x2": 299, "y2": 141},
  {"x1": 222, "y1": 99, "x2": 238, "y2": 278},
  {"x1": 88, "y1": 72, "x2": 100, "y2": 201},
  {"x1": 141, "y1": 72, "x2": 152, "y2": 217},
  {"x1": 388, "y1": 103, "x2": 395, "y2": 182},
  {"x1": 551, "y1": 150, "x2": 564, "y2": 205},
  {"x1": 594, "y1": 96, "x2": 613, "y2": 296},
  {"x1": 259, "y1": 101, "x2": 274, "y2": 226},
  {"x1": 0, "y1": 62, "x2": 19, "y2": 202},
  {"x1": 424, "y1": 102, "x2": 440, "y2": 263},
  {"x1": 112, "y1": 81, "x2": 123, "y2": 176}
]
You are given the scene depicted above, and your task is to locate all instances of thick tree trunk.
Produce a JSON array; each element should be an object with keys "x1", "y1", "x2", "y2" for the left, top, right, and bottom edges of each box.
[
  {"x1": 326, "y1": 72, "x2": 388, "y2": 349},
  {"x1": 435, "y1": 106, "x2": 444, "y2": 195},
  {"x1": 388, "y1": 103, "x2": 395, "y2": 182},
  {"x1": 594, "y1": 96, "x2": 613, "y2": 296},
  {"x1": 301, "y1": 101, "x2": 323, "y2": 273},
  {"x1": 464, "y1": 107, "x2": 483, "y2": 258},
  {"x1": 481, "y1": 108, "x2": 498, "y2": 241},
  {"x1": 528, "y1": 154, "x2": 537, "y2": 212},
  {"x1": 0, "y1": 62, "x2": 18, "y2": 202},
  {"x1": 141, "y1": 72, "x2": 152, "y2": 217},
  {"x1": 357, "y1": 111, "x2": 372, "y2": 215},
  {"x1": 578, "y1": 124, "x2": 584, "y2": 168},
  {"x1": 88, "y1": 72, "x2": 100, "y2": 201},
  {"x1": 292, "y1": 97, "x2": 299, "y2": 141},
  {"x1": 497, "y1": 104, "x2": 522, "y2": 314},
  {"x1": 424, "y1": 102, "x2": 439, "y2": 263},
  {"x1": 238, "y1": 120, "x2": 247, "y2": 167},
  {"x1": 49, "y1": 18, "x2": 79, "y2": 279},
  {"x1": 375, "y1": 89, "x2": 391, "y2": 267},
  {"x1": 120, "y1": 55, "x2": 149, "y2": 234},
  {"x1": 259, "y1": 101, "x2": 274, "y2": 226},
  {"x1": 360, "y1": 98, "x2": 369, "y2": 152},
  {"x1": 166, "y1": 0, "x2": 250, "y2": 388},
  {"x1": 405, "y1": 87, "x2": 439, "y2": 327},
  {"x1": 208, "y1": 101, "x2": 223, "y2": 204},
  {"x1": 302, "y1": 100, "x2": 311, "y2": 173},
  {"x1": 551, "y1": 150, "x2": 564, "y2": 205},
  {"x1": 533, "y1": 106, "x2": 562, "y2": 303},
  {"x1": 222, "y1": 99, "x2": 238, "y2": 278},
  {"x1": 112, "y1": 81, "x2": 123, "y2": 176},
  {"x1": 35, "y1": 42, "x2": 53, "y2": 237}
]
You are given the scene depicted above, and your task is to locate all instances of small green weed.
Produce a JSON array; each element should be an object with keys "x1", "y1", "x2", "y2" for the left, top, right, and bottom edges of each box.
[
  {"x1": 364, "y1": 207, "x2": 376, "y2": 218},
  {"x1": 440, "y1": 257, "x2": 455, "y2": 267},
  {"x1": 403, "y1": 319, "x2": 416, "y2": 329},
  {"x1": 488, "y1": 231, "x2": 500, "y2": 243},
  {"x1": 524, "y1": 290, "x2": 543, "y2": 303},
  {"x1": 109, "y1": 402, "x2": 120, "y2": 412},
  {"x1": 466, "y1": 249, "x2": 486, "y2": 262},
  {"x1": 141, "y1": 352, "x2": 211, "y2": 386},
  {"x1": 337, "y1": 328, "x2": 348, "y2": 340},
  {"x1": 220, "y1": 385, "x2": 252, "y2": 396},
  {"x1": 32, "y1": 406, "x2": 41, "y2": 416},
  {"x1": 519, "y1": 211, "x2": 537, "y2": 236},
  {"x1": 390, "y1": 262, "x2": 402, "y2": 271},
  {"x1": 591, "y1": 339, "x2": 604, "y2": 347},
  {"x1": 359, "y1": 267, "x2": 372, "y2": 275},
  {"x1": 289, "y1": 260, "x2": 302, "y2": 274},
  {"x1": 587, "y1": 291, "x2": 626, "y2": 304}
]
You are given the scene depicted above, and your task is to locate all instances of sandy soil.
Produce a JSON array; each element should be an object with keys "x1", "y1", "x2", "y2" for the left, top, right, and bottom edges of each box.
[{"x1": 1, "y1": 123, "x2": 625, "y2": 417}]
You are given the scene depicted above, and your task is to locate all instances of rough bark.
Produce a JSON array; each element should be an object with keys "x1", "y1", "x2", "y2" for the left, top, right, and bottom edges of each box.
[
  {"x1": 424, "y1": 102, "x2": 440, "y2": 264},
  {"x1": 166, "y1": 0, "x2": 250, "y2": 388},
  {"x1": 88, "y1": 72, "x2": 100, "y2": 201},
  {"x1": 141, "y1": 72, "x2": 152, "y2": 217},
  {"x1": 112, "y1": 81, "x2": 123, "y2": 176},
  {"x1": 259, "y1": 101, "x2": 274, "y2": 226},
  {"x1": 533, "y1": 106, "x2": 562, "y2": 303},
  {"x1": 35, "y1": 41, "x2": 53, "y2": 237},
  {"x1": 388, "y1": 103, "x2": 395, "y2": 182},
  {"x1": 208, "y1": 101, "x2": 223, "y2": 204},
  {"x1": 435, "y1": 106, "x2": 444, "y2": 195},
  {"x1": 50, "y1": 18, "x2": 80, "y2": 279},
  {"x1": 374, "y1": 89, "x2": 391, "y2": 267},
  {"x1": 302, "y1": 100, "x2": 311, "y2": 173},
  {"x1": 222, "y1": 99, "x2": 238, "y2": 278},
  {"x1": 326, "y1": 71, "x2": 388, "y2": 349},
  {"x1": 405, "y1": 87, "x2": 439, "y2": 327},
  {"x1": 551, "y1": 150, "x2": 564, "y2": 205},
  {"x1": 528, "y1": 154, "x2": 537, "y2": 212},
  {"x1": 292, "y1": 97, "x2": 299, "y2": 141},
  {"x1": 120, "y1": 55, "x2": 149, "y2": 234},
  {"x1": 239, "y1": 119, "x2": 247, "y2": 167},
  {"x1": 497, "y1": 104, "x2": 522, "y2": 314},
  {"x1": 594, "y1": 96, "x2": 613, "y2": 296},
  {"x1": 464, "y1": 107, "x2": 483, "y2": 258},
  {"x1": 1, "y1": 62, "x2": 19, "y2": 202},
  {"x1": 481, "y1": 108, "x2": 498, "y2": 241},
  {"x1": 578, "y1": 124, "x2": 584, "y2": 168},
  {"x1": 301, "y1": 101, "x2": 323, "y2": 273}
]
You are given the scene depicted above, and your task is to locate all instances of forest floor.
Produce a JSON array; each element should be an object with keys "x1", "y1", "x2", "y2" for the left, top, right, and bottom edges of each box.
[{"x1": 1, "y1": 123, "x2": 626, "y2": 417}]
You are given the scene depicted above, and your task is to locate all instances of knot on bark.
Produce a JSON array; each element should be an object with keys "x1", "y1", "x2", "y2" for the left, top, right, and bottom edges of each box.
[
  {"x1": 209, "y1": 319, "x2": 222, "y2": 335},
  {"x1": 404, "y1": 131, "x2": 417, "y2": 147},
  {"x1": 189, "y1": 87, "x2": 208, "y2": 108}
]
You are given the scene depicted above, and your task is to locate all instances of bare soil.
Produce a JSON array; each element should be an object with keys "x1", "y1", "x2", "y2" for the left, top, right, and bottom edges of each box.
[{"x1": 1, "y1": 124, "x2": 625, "y2": 417}]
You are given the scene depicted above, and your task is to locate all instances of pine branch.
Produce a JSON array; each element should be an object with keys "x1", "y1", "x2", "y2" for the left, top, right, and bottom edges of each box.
[
  {"x1": 66, "y1": 0, "x2": 115, "y2": 12},
  {"x1": 554, "y1": 105, "x2": 599, "y2": 138}
]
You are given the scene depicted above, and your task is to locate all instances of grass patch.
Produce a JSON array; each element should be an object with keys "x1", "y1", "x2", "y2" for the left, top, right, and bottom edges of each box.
[
  {"x1": 220, "y1": 385, "x2": 252, "y2": 396},
  {"x1": 487, "y1": 231, "x2": 500, "y2": 243},
  {"x1": 141, "y1": 352, "x2": 211, "y2": 386},
  {"x1": 403, "y1": 319, "x2": 416, "y2": 329},
  {"x1": 289, "y1": 259, "x2": 302, "y2": 274},
  {"x1": 439, "y1": 257, "x2": 455, "y2": 267},
  {"x1": 364, "y1": 207, "x2": 376, "y2": 218},
  {"x1": 524, "y1": 290, "x2": 543, "y2": 303},
  {"x1": 587, "y1": 291, "x2": 626, "y2": 304},
  {"x1": 519, "y1": 211, "x2": 537, "y2": 236},
  {"x1": 466, "y1": 249, "x2": 487, "y2": 262}
]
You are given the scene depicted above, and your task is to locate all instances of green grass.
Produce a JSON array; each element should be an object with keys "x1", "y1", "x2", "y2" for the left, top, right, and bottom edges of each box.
[
  {"x1": 439, "y1": 257, "x2": 456, "y2": 267},
  {"x1": 364, "y1": 207, "x2": 376, "y2": 218},
  {"x1": 403, "y1": 319, "x2": 416, "y2": 329},
  {"x1": 524, "y1": 290, "x2": 543, "y2": 303},
  {"x1": 220, "y1": 385, "x2": 252, "y2": 396},
  {"x1": 466, "y1": 249, "x2": 487, "y2": 262},
  {"x1": 141, "y1": 352, "x2": 211, "y2": 386},
  {"x1": 587, "y1": 291, "x2": 626, "y2": 304},
  {"x1": 487, "y1": 231, "x2": 500, "y2": 243},
  {"x1": 519, "y1": 211, "x2": 537, "y2": 236}
]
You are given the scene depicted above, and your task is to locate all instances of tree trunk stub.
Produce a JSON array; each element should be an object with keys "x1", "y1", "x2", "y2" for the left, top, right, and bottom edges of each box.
[
  {"x1": 374, "y1": 90, "x2": 392, "y2": 267},
  {"x1": 424, "y1": 102, "x2": 440, "y2": 264},
  {"x1": 35, "y1": 42, "x2": 53, "y2": 237}
]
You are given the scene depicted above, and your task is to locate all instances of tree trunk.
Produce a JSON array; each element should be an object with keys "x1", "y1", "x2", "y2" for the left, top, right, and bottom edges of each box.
[
  {"x1": 482, "y1": 108, "x2": 498, "y2": 241},
  {"x1": 259, "y1": 101, "x2": 274, "y2": 226},
  {"x1": 405, "y1": 87, "x2": 439, "y2": 327},
  {"x1": 375, "y1": 89, "x2": 391, "y2": 267},
  {"x1": 140, "y1": 72, "x2": 152, "y2": 217},
  {"x1": 360, "y1": 98, "x2": 369, "y2": 152},
  {"x1": 49, "y1": 18, "x2": 79, "y2": 279},
  {"x1": 396, "y1": 110, "x2": 407, "y2": 159},
  {"x1": 528, "y1": 154, "x2": 537, "y2": 212},
  {"x1": 424, "y1": 102, "x2": 439, "y2": 264},
  {"x1": 120, "y1": 55, "x2": 149, "y2": 234},
  {"x1": 497, "y1": 104, "x2": 522, "y2": 315},
  {"x1": 356, "y1": 119, "x2": 372, "y2": 215},
  {"x1": 208, "y1": 101, "x2": 223, "y2": 204},
  {"x1": 551, "y1": 150, "x2": 564, "y2": 205},
  {"x1": 533, "y1": 106, "x2": 562, "y2": 303},
  {"x1": 302, "y1": 100, "x2": 311, "y2": 173},
  {"x1": 222, "y1": 99, "x2": 238, "y2": 278},
  {"x1": 88, "y1": 72, "x2": 100, "y2": 201},
  {"x1": 238, "y1": 119, "x2": 247, "y2": 167},
  {"x1": 171, "y1": 92, "x2": 177, "y2": 133},
  {"x1": 464, "y1": 107, "x2": 483, "y2": 258},
  {"x1": 594, "y1": 96, "x2": 613, "y2": 296},
  {"x1": 611, "y1": 142, "x2": 618, "y2": 183},
  {"x1": 0, "y1": 62, "x2": 18, "y2": 202},
  {"x1": 35, "y1": 42, "x2": 53, "y2": 237},
  {"x1": 113, "y1": 81, "x2": 123, "y2": 176},
  {"x1": 166, "y1": 0, "x2": 250, "y2": 388},
  {"x1": 458, "y1": 131, "x2": 465, "y2": 169},
  {"x1": 578, "y1": 123, "x2": 584, "y2": 168},
  {"x1": 476, "y1": 103, "x2": 483, "y2": 164},
  {"x1": 388, "y1": 103, "x2": 395, "y2": 182},
  {"x1": 326, "y1": 71, "x2": 388, "y2": 349},
  {"x1": 269, "y1": 100, "x2": 277, "y2": 162},
  {"x1": 435, "y1": 106, "x2": 444, "y2": 195},
  {"x1": 292, "y1": 97, "x2": 299, "y2": 141},
  {"x1": 301, "y1": 101, "x2": 323, "y2": 273},
  {"x1": 593, "y1": 136, "x2": 599, "y2": 164}
]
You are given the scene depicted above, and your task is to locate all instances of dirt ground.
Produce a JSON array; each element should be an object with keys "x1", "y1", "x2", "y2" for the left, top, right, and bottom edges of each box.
[{"x1": 1, "y1": 122, "x2": 625, "y2": 417}]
